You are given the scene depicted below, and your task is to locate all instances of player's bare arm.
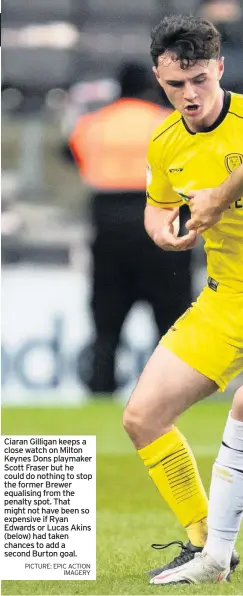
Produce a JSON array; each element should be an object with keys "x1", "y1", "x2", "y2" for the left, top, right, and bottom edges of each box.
[
  {"x1": 186, "y1": 163, "x2": 243, "y2": 233},
  {"x1": 144, "y1": 203, "x2": 198, "y2": 251}
]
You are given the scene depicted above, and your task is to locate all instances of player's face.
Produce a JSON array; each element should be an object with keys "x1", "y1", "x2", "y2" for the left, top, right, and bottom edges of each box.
[{"x1": 153, "y1": 55, "x2": 224, "y2": 131}]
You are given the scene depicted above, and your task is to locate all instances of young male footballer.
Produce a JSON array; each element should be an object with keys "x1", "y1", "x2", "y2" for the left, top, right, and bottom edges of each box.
[{"x1": 123, "y1": 15, "x2": 243, "y2": 584}]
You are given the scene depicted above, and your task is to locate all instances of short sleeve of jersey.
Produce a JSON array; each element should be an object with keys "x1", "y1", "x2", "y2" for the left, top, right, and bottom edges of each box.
[{"x1": 146, "y1": 135, "x2": 183, "y2": 209}]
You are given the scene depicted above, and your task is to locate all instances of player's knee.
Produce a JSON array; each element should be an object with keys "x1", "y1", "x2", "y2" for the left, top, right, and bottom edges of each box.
[
  {"x1": 123, "y1": 404, "x2": 142, "y2": 442},
  {"x1": 232, "y1": 386, "x2": 243, "y2": 421}
]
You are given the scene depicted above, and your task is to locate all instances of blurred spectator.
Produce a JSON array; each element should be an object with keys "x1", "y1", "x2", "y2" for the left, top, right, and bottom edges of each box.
[
  {"x1": 70, "y1": 62, "x2": 192, "y2": 394},
  {"x1": 196, "y1": 0, "x2": 243, "y2": 93},
  {"x1": 199, "y1": 0, "x2": 242, "y2": 21},
  {"x1": 198, "y1": 0, "x2": 243, "y2": 45}
]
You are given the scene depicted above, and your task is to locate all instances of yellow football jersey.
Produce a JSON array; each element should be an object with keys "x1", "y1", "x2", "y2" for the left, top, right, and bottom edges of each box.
[{"x1": 146, "y1": 90, "x2": 243, "y2": 292}]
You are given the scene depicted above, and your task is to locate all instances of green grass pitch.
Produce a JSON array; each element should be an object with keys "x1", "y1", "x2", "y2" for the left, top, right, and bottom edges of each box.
[{"x1": 1, "y1": 398, "x2": 243, "y2": 595}]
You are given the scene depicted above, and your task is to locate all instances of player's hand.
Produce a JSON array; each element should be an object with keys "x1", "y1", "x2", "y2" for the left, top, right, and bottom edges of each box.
[
  {"x1": 186, "y1": 188, "x2": 223, "y2": 234},
  {"x1": 153, "y1": 208, "x2": 199, "y2": 251}
]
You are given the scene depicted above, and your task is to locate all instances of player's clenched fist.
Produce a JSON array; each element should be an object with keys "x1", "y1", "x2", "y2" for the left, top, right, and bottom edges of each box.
[
  {"x1": 145, "y1": 204, "x2": 198, "y2": 251},
  {"x1": 186, "y1": 188, "x2": 223, "y2": 233}
]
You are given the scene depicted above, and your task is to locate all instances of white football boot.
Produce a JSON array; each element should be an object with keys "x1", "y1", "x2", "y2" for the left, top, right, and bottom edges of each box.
[{"x1": 150, "y1": 551, "x2": 230, "y2": 585}]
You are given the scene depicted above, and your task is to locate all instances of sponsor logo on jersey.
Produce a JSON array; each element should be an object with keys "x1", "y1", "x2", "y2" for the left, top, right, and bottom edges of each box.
[
  {"x1": 169, "y1": 167, "x2": 184, "y2": 173},
  {"x1": 225, "y1": 153, "x2": 243, "y2": 173}
]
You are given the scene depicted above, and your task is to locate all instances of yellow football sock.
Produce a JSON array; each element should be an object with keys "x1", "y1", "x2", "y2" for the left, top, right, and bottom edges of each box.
[{"x1": 138, "y1": 427, "x2": 208, "y2": 547}]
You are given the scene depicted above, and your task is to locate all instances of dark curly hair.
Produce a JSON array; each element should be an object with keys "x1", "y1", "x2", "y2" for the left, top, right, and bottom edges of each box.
[{"x1": 150, "y1": 15, "x2": 221, "y2": 69}]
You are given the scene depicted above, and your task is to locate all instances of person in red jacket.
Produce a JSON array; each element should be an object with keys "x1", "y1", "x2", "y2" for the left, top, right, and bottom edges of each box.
[{"x1": 70, "y1": 62, "x2": 193, "y2": 394}]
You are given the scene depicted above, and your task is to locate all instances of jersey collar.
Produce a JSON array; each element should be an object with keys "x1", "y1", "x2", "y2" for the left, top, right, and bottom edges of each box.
[{"x1": 182, "y1": 89, "x2": 231, "y2": 135}]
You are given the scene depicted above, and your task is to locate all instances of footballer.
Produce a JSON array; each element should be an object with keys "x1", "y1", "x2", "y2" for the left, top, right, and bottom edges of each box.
[{"x1": 123, "y1": 15, "x2": 243, "y2": 584}]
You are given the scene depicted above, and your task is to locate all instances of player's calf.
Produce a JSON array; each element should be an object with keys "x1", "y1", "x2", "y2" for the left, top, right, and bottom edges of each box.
[
  {"x1": 232, "y1": 385, "x2": 243, "y2": 421},
  {"x1": 205, "y1": 408, "x2": 243, "y2": 570},
  {"x1": 123, "y1": 346, "x2": 216, "y2": 549}
]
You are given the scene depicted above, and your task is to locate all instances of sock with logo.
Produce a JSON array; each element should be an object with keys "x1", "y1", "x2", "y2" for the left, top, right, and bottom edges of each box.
[
  {"x1": 138, "y1": 427, "x2": 208, "y2": 547},
  {"x1": 205, "y1": 411, "x2": 243, "y2": 568}
]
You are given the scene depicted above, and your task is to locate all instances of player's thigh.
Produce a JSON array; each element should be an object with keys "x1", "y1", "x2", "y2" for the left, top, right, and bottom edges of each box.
[{"x1": 125, "y1": 344, "x2": 217, "y2": 429}]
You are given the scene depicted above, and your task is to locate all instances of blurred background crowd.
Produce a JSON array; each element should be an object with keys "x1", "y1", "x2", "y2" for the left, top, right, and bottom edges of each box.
[{"x1": 2, "y1": 0, "x2": 243, "y2": 405}]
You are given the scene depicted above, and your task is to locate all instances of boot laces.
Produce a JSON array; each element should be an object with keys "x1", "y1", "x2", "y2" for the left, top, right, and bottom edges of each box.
[{"x1": 151, "y1": 540, "x2": 196, "y2": 568}]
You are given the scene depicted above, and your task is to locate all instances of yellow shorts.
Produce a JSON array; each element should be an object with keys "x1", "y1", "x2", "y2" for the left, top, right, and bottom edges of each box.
[{"x1": 160, "y1": 284, "x2": 243, "y2": 391}]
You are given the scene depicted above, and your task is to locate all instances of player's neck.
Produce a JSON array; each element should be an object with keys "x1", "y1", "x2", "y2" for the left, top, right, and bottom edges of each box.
[{"x1": 185, "y1": 88, "x2": 225, "y2": 133}]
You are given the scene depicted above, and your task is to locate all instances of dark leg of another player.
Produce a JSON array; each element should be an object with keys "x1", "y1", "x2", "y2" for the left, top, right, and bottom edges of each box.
[
  {"x1": 153, "y1": 267, "x2": 192, "y2": 338},
  {"x1": 88, "y1": 232, "x2": 133, "y2": 394},
  {"x1": 141, "y1": 237, "x2": 192, "y2": 340}
]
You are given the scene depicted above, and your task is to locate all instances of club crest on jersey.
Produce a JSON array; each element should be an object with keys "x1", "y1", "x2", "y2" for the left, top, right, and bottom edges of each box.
[{"x1": 225, "y1": 153, "x2": 243, "y2": 173}]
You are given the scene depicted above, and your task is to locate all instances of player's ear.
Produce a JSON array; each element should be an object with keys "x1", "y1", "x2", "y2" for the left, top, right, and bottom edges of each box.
[
  {"x1": 218, "y1": 57, "x2": 224, "y2": 80},
  {"x1": 153, "y1": 66, "x2": 161, "y2": 85},
  {"x1": 152, "y1": 66, "x2": 163, "y2": 87}
]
